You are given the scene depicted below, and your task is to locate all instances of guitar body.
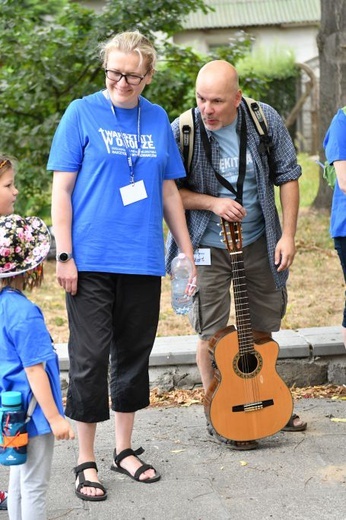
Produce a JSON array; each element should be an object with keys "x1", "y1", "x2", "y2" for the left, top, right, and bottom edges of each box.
[{"x1": 205, "y1": 327, "x2": 293, "y2": 442}]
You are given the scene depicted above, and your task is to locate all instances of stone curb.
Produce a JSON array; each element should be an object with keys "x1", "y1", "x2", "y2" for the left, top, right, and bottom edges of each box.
[{"x1": 56, "y1": 326, "x2": 346, "y2": 391}]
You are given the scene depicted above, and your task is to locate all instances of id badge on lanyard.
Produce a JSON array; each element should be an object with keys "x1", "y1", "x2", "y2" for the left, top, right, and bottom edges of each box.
[{"x1": 108, "y1": 92, "x2": 148, "y2": 206}]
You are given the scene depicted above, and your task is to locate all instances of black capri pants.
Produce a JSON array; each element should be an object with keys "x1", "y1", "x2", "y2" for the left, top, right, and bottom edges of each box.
[
  {"x1": 334, "y1": 237, "x2": 346, "y2": 327},
  {"x1": 64, "y1": 272, "x2": 161, "y2": 423}
]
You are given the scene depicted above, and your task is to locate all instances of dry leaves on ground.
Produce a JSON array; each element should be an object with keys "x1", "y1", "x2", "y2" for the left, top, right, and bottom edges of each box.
[
  {"x1": 149, "y1": 384, "x2": 346, "y2": 408},
  {"x1": 62, "y1": 385, "x2": 346, "y2": 410}
]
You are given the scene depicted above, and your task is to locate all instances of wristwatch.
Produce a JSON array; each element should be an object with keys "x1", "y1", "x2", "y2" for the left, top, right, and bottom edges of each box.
[{"x1": 56, "y1": 252, "x2": 73, "y2": 263}]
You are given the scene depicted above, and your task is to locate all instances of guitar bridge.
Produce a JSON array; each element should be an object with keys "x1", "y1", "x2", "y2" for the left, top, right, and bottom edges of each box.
[{"x1": 232, "y1": 399, "x2": 274, "y2": 412}]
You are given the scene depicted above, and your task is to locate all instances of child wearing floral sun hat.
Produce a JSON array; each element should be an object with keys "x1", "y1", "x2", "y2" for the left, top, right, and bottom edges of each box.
[
  {"x1": 0, "y1": 214, "x2": 75, "y2": 520},
  {"x1": 0, "y1": 154, "x2": 18, "y2": 512}
]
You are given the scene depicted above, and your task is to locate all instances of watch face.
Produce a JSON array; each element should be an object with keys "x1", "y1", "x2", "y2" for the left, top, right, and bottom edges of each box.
[{"x1": 59, "y1": 253, "x2": 69, "y2": 262}]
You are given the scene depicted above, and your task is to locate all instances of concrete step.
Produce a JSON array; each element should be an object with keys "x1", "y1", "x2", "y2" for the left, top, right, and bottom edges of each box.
[{"x1": 56, "y1": 326, "x2": 346, "y2": 391}]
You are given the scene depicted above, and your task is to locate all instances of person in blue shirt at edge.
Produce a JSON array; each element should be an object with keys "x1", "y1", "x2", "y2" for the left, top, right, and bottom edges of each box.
[
  {"x1": 166, "y1": 60, "x2": 307, "y2": 450},
  {"x1": 324, "y1": 107, "x2": 346, "y2": 350},
  {"x1": 47, "y1": 30, "x2": 196, "y2": 501},
  {"x1": 0, "y1": 155, "x2": 20, "y2": 512},
  {"x1": 0, "y1": 214, "x2": 75, "y2": 520}
]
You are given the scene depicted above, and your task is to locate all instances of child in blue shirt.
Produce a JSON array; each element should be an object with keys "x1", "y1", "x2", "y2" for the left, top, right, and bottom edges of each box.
[
  {"x1": 0, "y1": 154, "x2": 19, "y2": 511},
  {"x1": 0, "y1": 214, "x2": 74, "y2": 520}
]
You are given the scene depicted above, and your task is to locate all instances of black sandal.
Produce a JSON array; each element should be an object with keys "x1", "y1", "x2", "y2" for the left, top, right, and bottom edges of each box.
[
  {"x1": 74, "y1": 461, "x2": 107, "y2": 501},
  {"x1": 110, "y1": 447, "x2": 161, "y2": 483}
]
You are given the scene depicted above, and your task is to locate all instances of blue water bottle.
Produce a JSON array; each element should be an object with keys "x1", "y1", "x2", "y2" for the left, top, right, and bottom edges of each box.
[{"x1": 0, "y1": 391, "x2": 28, "y2": 466}]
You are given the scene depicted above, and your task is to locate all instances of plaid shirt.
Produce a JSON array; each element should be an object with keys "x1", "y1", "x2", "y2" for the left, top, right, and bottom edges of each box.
[{"x1": 165, "y1": 98, "x2": 301, "y2": 289}]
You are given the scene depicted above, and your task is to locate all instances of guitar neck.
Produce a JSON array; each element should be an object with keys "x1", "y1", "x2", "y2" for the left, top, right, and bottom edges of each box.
[
  {"x1": 220, "y1": 218, "x2": 254, "y2": 354},
  {"x1": 229, "y1": 251, "x2": 254, "y2": 354}
]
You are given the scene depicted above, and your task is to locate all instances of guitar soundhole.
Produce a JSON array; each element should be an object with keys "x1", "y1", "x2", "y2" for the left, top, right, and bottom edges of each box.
[{"x1": 233, "y1": 352, "x2": 262, "y2": 378}]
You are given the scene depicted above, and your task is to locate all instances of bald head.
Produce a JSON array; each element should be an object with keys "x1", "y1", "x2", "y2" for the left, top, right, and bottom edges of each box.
[
  {"x1": 195, "y1": 60, "x2": 242, "y2": 130},
  {"x1": 196, "y1": 60, "x2": 239, "y2": 91}
]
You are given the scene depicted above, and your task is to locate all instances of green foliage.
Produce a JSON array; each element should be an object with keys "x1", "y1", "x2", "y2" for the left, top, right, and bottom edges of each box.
[
  {"x1": 236, "y1": 45, "x2": 299, "y2": 118},
  {"x1": 145, "y1": 31, "x2": 256, "y2": 120},
  {"x1": 0, "y1": 0, "x2": 210, "y2": 216},
  {"x1": 297, "y1": 153, "x2": 320, "y2": 208},
  {"x1": 275, "y1": 153, "x2": 319, "y2": 211},
  {"x1": 237, "y1": 44, "x2": 296, "y2": 78},
  {"x1": 145, "y1": 45, "x2": 205, "y2": 121},
  {"x1": 0, "y1": 1, "x2": 298, "y2": 216},
  {"x1": 0, "y1": 0, "x2": 67, "y2": 20},
  {"x1": 211, "y1": 30, "x2": 256, "y2": 63}
]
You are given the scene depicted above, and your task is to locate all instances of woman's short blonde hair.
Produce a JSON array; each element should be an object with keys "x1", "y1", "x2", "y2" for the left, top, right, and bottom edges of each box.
[{"x1": 100, "y1": 30, "x2": 156, "y2": 72}]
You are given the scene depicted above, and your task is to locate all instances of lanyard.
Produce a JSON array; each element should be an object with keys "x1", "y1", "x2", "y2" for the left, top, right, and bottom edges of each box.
[
  {"x1": 199, "y1": 105, "x2": 247, "y2": 205},
  {"x1": 107, "y1": 91, "x2": 142, "y2": 184}
]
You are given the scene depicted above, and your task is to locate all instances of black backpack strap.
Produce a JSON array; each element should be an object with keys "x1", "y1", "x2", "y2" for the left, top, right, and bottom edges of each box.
[{"x1": 199, "y1": 106, "x2": 248, "y2": 205}]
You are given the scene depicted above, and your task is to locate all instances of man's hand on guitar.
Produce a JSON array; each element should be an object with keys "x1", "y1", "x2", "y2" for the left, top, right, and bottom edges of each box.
[
  {"x1": 274, "y1": 235, "x2": 296, "y2": 272},
  {"x1": 211, "y1": 197, "x2": 247, "y2": 222}
]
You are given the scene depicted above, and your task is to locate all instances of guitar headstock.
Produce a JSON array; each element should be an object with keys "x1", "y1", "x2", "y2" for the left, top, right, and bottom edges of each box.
[{"x1": 220, "y1": 219, "x2": 243, "y2": 254}]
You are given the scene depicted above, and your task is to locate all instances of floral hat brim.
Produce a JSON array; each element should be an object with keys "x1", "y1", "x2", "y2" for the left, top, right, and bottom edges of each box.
[{"x1": 0, "y1": 214, "x2": 51, "y2": 278}]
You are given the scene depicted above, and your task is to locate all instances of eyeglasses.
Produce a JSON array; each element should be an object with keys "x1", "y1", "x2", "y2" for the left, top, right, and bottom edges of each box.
[{"x1": 105, "y1": 69, "x2": 148, "y2": 86}]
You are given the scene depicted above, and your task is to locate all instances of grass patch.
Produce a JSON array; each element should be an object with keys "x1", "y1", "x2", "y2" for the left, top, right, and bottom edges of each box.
[
  {"x1": 297, "y1": 153, "x2": 320, "y2": 207},
  {"x1": 275, "y1": 152, "x2": 319, "y2": 210}
]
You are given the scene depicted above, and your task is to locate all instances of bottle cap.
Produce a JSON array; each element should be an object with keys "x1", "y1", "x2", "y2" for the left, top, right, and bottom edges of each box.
[{"x1": 1, "y1": 391, "x2": 22, "y2": 407}]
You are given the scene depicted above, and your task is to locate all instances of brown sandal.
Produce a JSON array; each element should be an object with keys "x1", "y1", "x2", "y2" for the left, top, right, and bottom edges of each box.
[{"x1": 281, "y1": 413, "x2": 307, "y2": 432}]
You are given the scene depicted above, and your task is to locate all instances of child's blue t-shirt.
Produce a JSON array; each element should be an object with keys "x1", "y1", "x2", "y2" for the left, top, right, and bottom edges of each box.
[
  {"x1": 47, "y1": 91, "x2": 186, "y2": 276},
  {"x1": 323, "y1": 108, "x2": 346, "y2": 238},
  {"x1": 0, "y1": 288, "x2": 64, "y2": 438}
]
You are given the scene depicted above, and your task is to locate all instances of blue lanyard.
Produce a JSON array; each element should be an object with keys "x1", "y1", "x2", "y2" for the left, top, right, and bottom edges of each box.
[{"x1": 107, "y1": 91, "x2": 142, "y2": 184}]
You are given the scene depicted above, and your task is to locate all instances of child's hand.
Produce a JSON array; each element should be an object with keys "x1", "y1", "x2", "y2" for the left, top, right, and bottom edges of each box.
[{"x1": 49, "y1": 415, "x2": 75, "y2": 440}]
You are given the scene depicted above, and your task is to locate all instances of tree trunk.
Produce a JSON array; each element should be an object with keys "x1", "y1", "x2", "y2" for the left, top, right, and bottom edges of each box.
[{"x1": 313, "y1": 0, "x2": 346, "y2": 209}]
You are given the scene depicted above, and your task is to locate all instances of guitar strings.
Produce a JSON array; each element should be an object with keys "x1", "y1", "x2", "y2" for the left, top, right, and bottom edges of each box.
[
  {"x1": 230, "y1": 248, "x2": 261, "y2": 408},
  {"x1": 222, "y1": 219, "x2": 262, "y2": 419}
]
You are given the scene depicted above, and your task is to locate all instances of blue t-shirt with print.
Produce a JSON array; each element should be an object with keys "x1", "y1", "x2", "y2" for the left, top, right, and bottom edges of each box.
[
  {"x1": 201, "y1": 119, "x2": 264, "y2": 248},
  {"x1": 324, "y1": 108, "x2": 346, "y2": 238},
  {"x1": 47, "y1": 91, "x2": 186, "y2": 275},
  {"x1": 0, "y1": 288, "x2": 64, "y2": 438}
]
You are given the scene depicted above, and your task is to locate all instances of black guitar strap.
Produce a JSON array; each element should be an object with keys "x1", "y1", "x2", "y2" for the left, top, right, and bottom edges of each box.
[{"x1": 199, "y1": 105, "x2": 247, "y2": 205}]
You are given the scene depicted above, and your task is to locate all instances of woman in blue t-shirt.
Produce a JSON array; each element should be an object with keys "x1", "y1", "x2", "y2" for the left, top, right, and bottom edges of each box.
[
  {"x1": 47, "y1": 30, "x2": 196, "y2": 500},
  {"x1": 324, "y1": 107, "x2": 346, "y2": 348}
]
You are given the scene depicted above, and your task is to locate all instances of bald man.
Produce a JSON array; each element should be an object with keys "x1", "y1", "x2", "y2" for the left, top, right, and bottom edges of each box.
[{"x1": 166, "y1": 60, "x2": 306, "y2": 449}]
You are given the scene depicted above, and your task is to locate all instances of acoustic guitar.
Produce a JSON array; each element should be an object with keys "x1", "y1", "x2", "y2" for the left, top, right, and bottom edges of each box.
[{"x1": 204, "y1": 220, "x2": 293, "y2": 441}]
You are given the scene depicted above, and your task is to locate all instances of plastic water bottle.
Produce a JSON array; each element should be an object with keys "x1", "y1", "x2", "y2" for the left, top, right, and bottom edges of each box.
[
  {"x1": 0, "y1": 391, "x2": 28, "y2": 466},
  {"x1": 171, "y1": 253, "x2": 193, "y2": 315}
]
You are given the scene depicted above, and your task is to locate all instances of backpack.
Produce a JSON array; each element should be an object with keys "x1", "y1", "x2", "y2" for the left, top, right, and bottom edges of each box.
[
  {"x1": 179, "y1": 97, "x2": 273, "y2": 177},
  {"x1": 323, "y1": 163, "x2": 336, "y2": 189}
]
